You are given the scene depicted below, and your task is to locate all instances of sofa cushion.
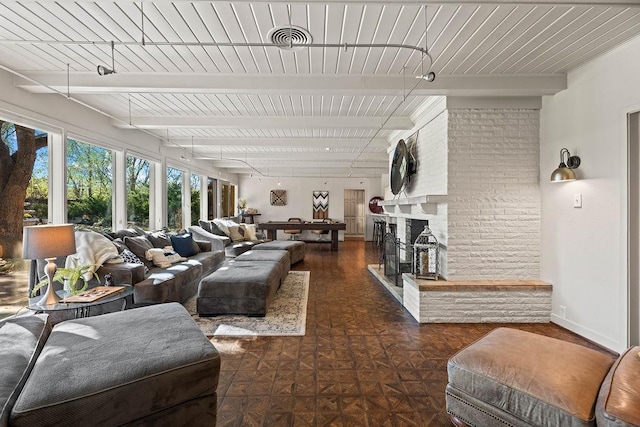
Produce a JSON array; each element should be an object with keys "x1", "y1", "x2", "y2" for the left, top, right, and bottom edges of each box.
[
  {"x1": 228, "y1": 225, "x2": 246, "y2": 242},
  {"x1": 124, "y1": 235, "x2": 155, "y2": 269},
  {"x1": 0, "y1": 315, "x2": 51, "y2": 426},
  {"x1": 212, "y1": 219, "x2": 232, "y2": 236},
  {"x1": 134, "y1": 260, "x2": 203, "y2": 304},
  {"x1": 596, "y1": 345, "x2": 640, "y2": 426},
  {"x1": 10, "y1": 304, "x2": 220, "y2": 426},
  {"x1": 171, "y1": 233, "x2": 198, "y2": 257},
  {"x1": 109, "y1": 227, "x2": 145, "y2": 240},
  {"x1": 146, "y1": 230, "x2": 172, "y2": 248},
  {"x1": 198, "y1": 220, "x2": 212, "y2": 233}
]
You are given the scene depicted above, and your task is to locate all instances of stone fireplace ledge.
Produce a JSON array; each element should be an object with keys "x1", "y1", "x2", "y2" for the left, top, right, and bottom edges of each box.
[{"x1": 402, "y1": 274, "x2": 552, "y2": 324}]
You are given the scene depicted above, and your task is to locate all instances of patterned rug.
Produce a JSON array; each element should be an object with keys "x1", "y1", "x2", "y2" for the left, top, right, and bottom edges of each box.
[{"x1": 184, "y1": 271, "x2": 309, "y2": 336}]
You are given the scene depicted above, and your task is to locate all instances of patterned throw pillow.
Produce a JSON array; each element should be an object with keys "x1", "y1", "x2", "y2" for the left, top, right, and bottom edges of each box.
[
  {"x1": 145, "y1": 248, "x2": 185, "y2": 268},
  {"x1": 120, "y1": 249, "x2": 149, "y2": 274}
]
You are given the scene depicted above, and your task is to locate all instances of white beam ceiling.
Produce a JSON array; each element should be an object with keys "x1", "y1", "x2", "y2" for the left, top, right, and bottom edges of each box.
[
  {"x1": 165, "y1": 137, "x2": 390, "y2": 148},
  {"x1": 15, "y1": 73, "x2": 566, "y2": 96},
  {"x1": 0, "y1": 0, "x2": 639, "y2": 178},
  {"x1": 10, "y1": 0, "x2": 640, "y2": 5},
  {"x1": 112, "y1": 115, "x2": 413, "y2": 129}
]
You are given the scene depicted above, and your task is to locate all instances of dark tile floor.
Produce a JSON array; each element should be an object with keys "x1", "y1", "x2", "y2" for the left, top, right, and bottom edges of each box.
[{"x1": 210, "y1": 241, "x2": 611, "y2": 427}]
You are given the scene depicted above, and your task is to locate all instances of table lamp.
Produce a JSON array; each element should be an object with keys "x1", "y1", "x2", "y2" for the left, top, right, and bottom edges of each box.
[{"x1": 22, "y1": 224, "x2": 76, "y2": 306}]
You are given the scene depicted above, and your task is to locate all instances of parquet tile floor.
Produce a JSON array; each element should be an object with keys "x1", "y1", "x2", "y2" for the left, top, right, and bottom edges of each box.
[{"x1": 211, "y1": 241, "x2": 612, "y2": 427}]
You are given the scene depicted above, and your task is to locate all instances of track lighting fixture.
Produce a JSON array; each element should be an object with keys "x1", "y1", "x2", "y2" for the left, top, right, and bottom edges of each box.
[
  {"x1": 97, "y1": 41, "x2": 116, "y2": 76},
  {"x1": 97, "y1": 64, "x2": 115, "y2": 76},
  {"x1": 417, "y1": 71, "x2": 436, "y2": 82}
]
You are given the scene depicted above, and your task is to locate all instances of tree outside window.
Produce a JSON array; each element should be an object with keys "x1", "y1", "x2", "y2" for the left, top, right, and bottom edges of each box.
[
  {"x1": 191, "y1": 174, "x2": 201, "y2": 226},
  {"x1": 66, "y1": 139, "x2": 113, "y2": 231},
  {"x1": 126, "y1": 155, "x2": 150, "y2": 230},
  {"x1": 167, "y1": 167, "x2": 184, "y2": 231},
  {"x1": 0, "y1": 121, "x2": 48, "y2": 259}
]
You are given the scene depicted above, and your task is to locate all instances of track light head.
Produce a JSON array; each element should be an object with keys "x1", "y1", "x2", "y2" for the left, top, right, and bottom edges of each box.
[
  {"x1": 417, "y1": 71, "x2": 436, "y2": 82},
  {"x1": 97, "y1": 64, "x2": 115, "y2": 76}
]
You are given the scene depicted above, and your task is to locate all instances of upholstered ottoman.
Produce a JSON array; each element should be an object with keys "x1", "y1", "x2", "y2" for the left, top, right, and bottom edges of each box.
[
  {"x1": 446, "y1": 328, "x2": 616, "y2": 427},
  {"x1": 253, "y1": 240, "x2": 305, "y2": 265},
  {"x1": 10, "y1": 303, "x2": 220, "y2": 426},
  {"x1": 231, "y1": 249, "x2": 290, "y2": 282},
  {"x1": 198, "y1": 264, "x2": 281, "y2": 316}
]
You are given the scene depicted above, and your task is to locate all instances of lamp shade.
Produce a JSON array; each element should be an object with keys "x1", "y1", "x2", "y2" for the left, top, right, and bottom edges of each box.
[
  {"x1": 550, "y1": 166, "x2": 577, "y2": 183},
  {"x1": 22, "y1": 224, "x2": 76, "y2": 260}
]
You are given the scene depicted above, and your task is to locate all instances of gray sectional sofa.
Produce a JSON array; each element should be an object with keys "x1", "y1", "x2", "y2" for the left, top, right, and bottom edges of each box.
[
  {"x1": 29, "y1": 228, "x2": 226, "y2": 306},
  {"x1": 1, "y1": 303, "x2": 220, "y2": 426},
  {"x1": 188, "y1": 223, "x2": 267, "y2": 257}
]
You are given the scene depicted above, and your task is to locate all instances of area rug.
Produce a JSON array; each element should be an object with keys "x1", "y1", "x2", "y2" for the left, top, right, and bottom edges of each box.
[{"x1": 184, "y1": 270, "x2": 309, "y2": 337}]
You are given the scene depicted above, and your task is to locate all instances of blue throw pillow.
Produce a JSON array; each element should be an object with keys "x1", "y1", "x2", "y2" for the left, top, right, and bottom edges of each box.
[{"x1": 170, "y1": 233, "x2": 197, "y2": 257}]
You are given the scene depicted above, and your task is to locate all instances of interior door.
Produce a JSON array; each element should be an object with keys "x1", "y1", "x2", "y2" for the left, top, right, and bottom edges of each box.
[{"x1": 344, "y1": 189, "x2": 365, "y2": 237}]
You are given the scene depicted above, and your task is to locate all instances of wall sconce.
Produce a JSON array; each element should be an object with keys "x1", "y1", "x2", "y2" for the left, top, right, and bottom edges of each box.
[{"x1": 551, "y1": 148, "x2": 581, "y2": 183}]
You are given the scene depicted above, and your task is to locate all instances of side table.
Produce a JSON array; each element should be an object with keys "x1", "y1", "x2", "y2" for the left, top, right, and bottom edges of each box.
[{"x1": 28, "y1": 285, "x2": 133, "y2": 324}]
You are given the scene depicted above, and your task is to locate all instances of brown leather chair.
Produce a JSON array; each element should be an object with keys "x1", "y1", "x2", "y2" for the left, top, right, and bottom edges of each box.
[
  {"x1": 446, "y1": 328, "x2": 639, "y2": 427},
  {"x1": 283, "y1": 218, "x2": 302, "y2": 240}
]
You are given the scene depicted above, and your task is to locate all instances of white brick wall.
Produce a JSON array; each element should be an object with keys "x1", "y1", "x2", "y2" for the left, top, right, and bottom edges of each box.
[
  {"x1": 402, "y1": 276, "x2": 551, "y2": 323},
  {"x1": 446, "y1": 109, "x2": 540, "y2": 280}
]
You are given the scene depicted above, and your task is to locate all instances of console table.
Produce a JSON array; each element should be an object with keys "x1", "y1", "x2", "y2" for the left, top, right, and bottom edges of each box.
[
  {"x1": 258, "y1": 221, "x2": 347, "y2": 251},
  {"x1": 239, "y1": 213, "x2": 261, "y2": 224}
]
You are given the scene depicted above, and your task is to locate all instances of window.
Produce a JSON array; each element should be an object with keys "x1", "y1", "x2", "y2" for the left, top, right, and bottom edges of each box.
[
  {"x1": 126, "y1": 155, "x2": 151, "y2": 230},
  {"x1": 207, "y1": 177, "x2": 217, "y2": 220},
  {"x1": 0, "y1": 120, "x2": 48, "y2": 259},
  {"x1": 190, "y1": 173, "x2": 201, "y2": 225},
  {"x1": 167, "y1": 167, "x2": 184, "y2": 231},
  {"x1": 66, "y1": 138, "x2": 113, "y2": 231},
  {"x1": 221, "y1": 183, "x2": 235, "y2": 218}
]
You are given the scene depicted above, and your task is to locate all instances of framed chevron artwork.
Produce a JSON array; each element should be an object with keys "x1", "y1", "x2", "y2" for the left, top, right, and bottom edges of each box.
[{"x1": 313, "y1": 191, "x2": 329, "y2": 219}]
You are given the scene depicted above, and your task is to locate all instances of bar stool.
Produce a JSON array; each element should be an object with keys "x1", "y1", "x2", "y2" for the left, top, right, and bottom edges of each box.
[
  {"x1": 283, "y1": 217, "x2": 302, "y2": 240},
  {"x1": 372, "y1": 219, "x2": 386, "y2": 248}
]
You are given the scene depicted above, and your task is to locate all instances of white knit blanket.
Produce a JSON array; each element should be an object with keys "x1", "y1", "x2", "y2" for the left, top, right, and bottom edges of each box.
[{"x1": 65, "y1": 231, "x2": 119, "y2": 281}]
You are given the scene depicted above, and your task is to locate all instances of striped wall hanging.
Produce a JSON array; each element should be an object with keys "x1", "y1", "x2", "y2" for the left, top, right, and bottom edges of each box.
[{"x1": 313, "y1": 191, "x2": 329, "y2": 219}]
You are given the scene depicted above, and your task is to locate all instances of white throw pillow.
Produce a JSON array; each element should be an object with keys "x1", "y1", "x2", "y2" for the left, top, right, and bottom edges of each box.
[
  {"x1": 242, "y1": 224, "x2": 258, "y2": 241},
  {"x1": 145, "y1": 247, "x2": 186, "y2": 268}
]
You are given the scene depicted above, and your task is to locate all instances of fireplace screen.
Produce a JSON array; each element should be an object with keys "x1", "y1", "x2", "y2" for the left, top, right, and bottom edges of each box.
[{"x1": 383, "y1": 232, "x2": 412, "y2": 287}]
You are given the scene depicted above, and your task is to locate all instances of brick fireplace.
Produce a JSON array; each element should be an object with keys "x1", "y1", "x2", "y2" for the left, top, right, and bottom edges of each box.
[{"x1": 370, "y1": 97, "x2": 550, "y2": 323}]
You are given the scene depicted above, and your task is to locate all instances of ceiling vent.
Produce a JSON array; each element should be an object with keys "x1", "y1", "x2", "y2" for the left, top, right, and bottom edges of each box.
[{"x1": 268, "y1": 26, "x2": 313, "y2": 50}]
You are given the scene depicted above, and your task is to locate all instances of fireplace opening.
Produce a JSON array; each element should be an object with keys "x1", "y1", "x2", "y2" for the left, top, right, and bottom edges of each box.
[{"x1": 380, "y1": 219, "x2": 430, "y2": 287}]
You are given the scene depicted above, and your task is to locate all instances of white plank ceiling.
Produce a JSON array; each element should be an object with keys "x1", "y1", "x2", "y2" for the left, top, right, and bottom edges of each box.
[{"x1": 1, "y1": 0, "x2": 640, "y2": 177}]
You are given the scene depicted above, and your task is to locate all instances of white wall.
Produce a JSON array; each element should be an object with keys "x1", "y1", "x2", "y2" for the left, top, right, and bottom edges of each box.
[
  {"x1": 541, "y1": 35, "x2": 640, "y2": 352},
  {"x1": 238, "y1": 175, "x2": 382, "y2": 241}
]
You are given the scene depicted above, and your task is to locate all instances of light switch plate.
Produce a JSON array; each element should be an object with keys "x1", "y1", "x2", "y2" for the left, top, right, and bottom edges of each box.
[{"x1": 573, "y1": 194, "x2": 582, "y2": 208}]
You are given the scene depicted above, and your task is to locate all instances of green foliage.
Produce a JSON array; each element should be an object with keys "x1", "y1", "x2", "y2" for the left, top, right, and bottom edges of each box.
[
  {"x1": 31, "y1": 260, "x2": 97, "y2": 297},
  {"x1": 167, "y1": 167, "x2": 183, "y2": 230},
  {"x1": 126, "y1": 156, "x2": 151, "y2": 228}
]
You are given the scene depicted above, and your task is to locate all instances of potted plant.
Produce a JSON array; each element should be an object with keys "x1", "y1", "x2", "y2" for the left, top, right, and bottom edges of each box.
[
  {"x1": 237, "y1": 198, "x2": 247, "y2": 215},
  {"x1": 31, "y1": 259, "x2": 98, "y2": 297}
]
